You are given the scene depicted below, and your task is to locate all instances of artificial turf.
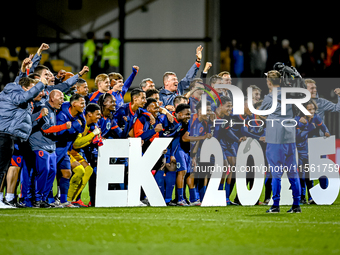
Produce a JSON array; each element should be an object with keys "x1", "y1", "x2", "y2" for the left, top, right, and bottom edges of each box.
[{"x1": 1, "y1": 190, "x2": 339, "y2": 255}]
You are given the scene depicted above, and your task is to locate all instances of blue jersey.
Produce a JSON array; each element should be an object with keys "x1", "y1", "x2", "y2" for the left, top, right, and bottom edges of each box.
[
  {"x1": 230, "y1": 113, "x2": 261, "y2": 140},
  {"x1": 109, "y1": 67, "x2": 138, "y2": 108},
  {"x1": 171, "y1": 121, "x2": 190, "y2": 155},
  {"x1": 248, "y1": 113, "x2": 266, "y2": 137},
  {"x1": 214, "y1": 115, "x2": 239, "y2": 150},
  {"x1": 88, "y1": 91, "x2": 103, "y2": 104},
  {"x1": 113, "y1": 102, "x2": 151, "y2": 138},
  {"x1": 97, "y1": 115, "x2": 123, "y2": 138},
  {"x1": 189, "y1": 96, "x2": 200, "y2": 114},
  {"x1": 190, "y1": 113, "x2": 211, "y2": 158},
  {"x1": 295, "y1": 114, "x2": 329, "y2": 155}
]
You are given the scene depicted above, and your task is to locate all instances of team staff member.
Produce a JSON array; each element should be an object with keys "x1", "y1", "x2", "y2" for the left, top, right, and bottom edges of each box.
[
  {"x1": 29, "y1": 90, "x2": 71, "y2": 208},
  {"x1": 0, "y1": 75, "x2": 46, "y2": 208},
  {"x1": 159, "y1": 45, "x2": 203, "y2": 108}
]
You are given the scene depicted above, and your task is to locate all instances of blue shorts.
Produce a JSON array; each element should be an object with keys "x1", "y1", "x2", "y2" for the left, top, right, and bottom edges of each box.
[
  {"x1": 221, "y1": 144, "x2": 237, "y2": 158},
  {"x1": 176, "y1": 150, "x2": 191, "y2": 172},
  {"x1": 11, "y1": 155, "x2": 24, "y2": 168},
  {"x1": 11, "y1": 143, "x2": 24, "y2": 168},
  {"x1": 57, "y1": 154, "x2": 71, "y2": 170}
]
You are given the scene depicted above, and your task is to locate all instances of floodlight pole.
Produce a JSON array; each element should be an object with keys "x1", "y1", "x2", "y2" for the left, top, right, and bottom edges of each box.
[{"x1": 118, "y1": 0, "x2": 125, "y2": 76}]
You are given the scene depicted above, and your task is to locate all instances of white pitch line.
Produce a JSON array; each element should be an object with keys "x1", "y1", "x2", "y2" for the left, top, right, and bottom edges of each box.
[{"x1": 0, "y1": 213, "x2": 339, "y2": 225}]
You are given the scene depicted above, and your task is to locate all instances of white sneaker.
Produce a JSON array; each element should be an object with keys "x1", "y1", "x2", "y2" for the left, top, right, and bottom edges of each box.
[
  {"x1": 60, "y1": 201, "x2": 77, "y2": 208},
  {"x1": 49, "y1": 201, "x2": 63, "y2": 208},
  {"x1": 0, "y1": 201, "x2": 16, "y2": 209}
]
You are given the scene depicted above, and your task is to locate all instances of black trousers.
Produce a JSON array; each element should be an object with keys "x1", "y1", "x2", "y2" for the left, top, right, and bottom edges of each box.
[{"x1": 0, "y1": 133, "x2": 15, "y2": 190}]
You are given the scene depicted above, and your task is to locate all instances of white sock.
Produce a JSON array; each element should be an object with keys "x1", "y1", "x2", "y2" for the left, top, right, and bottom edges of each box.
[
  {"x1": 0, "y1": 193, "x2": 3, "y2": 202},
  {"x1": 6, "y1": 193, "x2": 15, "y2": 201}
]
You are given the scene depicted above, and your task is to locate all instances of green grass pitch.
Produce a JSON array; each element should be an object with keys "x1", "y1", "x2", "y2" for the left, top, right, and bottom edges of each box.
[{"x1": 1, "y1": 185, "x2": 339, "y2": 255}]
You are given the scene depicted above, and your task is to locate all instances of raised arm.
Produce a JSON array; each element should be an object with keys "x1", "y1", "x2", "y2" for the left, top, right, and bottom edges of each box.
[
  {"x1": 12, "y1": 79, "x2": 46, "y2": 106},
  {"x1": 45, "y1": 66, "x2": 89, "y2": 93},
  {"x1": 177, "y1": 45, "x2": 202, "y2": 94},
  {"x1": 121, "y1": 66, "x2": 139, "y2": 96}
]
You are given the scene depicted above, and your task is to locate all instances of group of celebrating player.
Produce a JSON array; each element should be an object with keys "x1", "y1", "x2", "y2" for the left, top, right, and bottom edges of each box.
[{"x1": 0, "y1": 43, "x2": 339, "y2": 211}]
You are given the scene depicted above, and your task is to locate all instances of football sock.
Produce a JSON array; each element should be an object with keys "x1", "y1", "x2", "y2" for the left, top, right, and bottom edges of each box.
[
  {"x1": 74, "y1": 165, "x2": 93, "y2": 200},
  {"x1": 225, "y1": 183, "x2": 231, "y2": 200},
  {"x1": 59, "y1": 177, "x2": 70, "y2": 203},
  {"x1": 218, "y1": 183, "x2": 224, "y2": 190},
  {"x1": 189, "y1": 188, "x2": 197, "y2": 202},
  {"x1": 199, "y1": 186, "x2": 206, "y2": 201},
  {"x1": 165, "y1": 171, "x2": 176, "y2": 203},
  {"x1": 177, "y1": 188, "x2": 184, "y2": 201},
  {"x1": 6, "y1": 193, "x2": 14, "y2": 201},
  {"x1": 67, "y1": 165, "x2": 85, "y2": 202}
]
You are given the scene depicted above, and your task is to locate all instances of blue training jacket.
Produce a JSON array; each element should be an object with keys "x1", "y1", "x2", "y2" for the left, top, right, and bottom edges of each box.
[
  {"x1": 0, "y1": 81, "x2": 45, "y2": 141},
  {"x1": 159, "y1": 62, "x2": 200, "y2": 106},
  {"x1": 29, "y1": 102, "x2": 69, "y2": 153}
]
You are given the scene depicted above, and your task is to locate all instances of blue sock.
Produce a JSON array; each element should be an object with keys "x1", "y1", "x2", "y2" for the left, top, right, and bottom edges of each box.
[
  {"x1": 154, "y1": 170, "x2": 165, "y2": 197},
  {"x1": 225, "y1": 183, "x2": 231, "y2": 200},
  {"x1": 59, "y1": 177, "x2": 70, "y2": 203},
  {"x1": 199, "y1": 186, "x2": 206, "y2": 201},
  {"x1": 189, "y1": 188, "x2": 197, "y2": 202},
  {"x1": 165, "y1": 171, "x2": 176, "y2": 203},
  {"x1": 195, "y1": 184, "x2": 200, "y2": 200},
  {"x1": 177, "y1": 188, "x2": 184, "y2": 201},
  {"x1": 218, "y1": 183, "x2": 224, "y2": 190}
]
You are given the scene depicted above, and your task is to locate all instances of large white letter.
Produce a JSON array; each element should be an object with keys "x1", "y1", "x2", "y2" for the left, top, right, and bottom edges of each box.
[
  {"x1": 281, "y1": 87, "x2": 311, "y2": 116},
  {"x1": 308, "y1": 136, "x2": 340, "y2": 205},
  {"x1": 200, "y1": 137, "x2": 226, "y2": 206},
  {"x1": 214, "y1": 84, "x2": 244, "y2": 114},
  {"x1": 247, "y1": 87, "x2": 278, "y2": 116},
  {"x1": 127, "y1": 138, "x2": 173, "y2": 206},
  {"x1": 235, "y1": 138, "x2": 265, "y2": 205},
  {"x1": 201, "y1": 94, "x2": 207, "y2": 115},
  {"x1": 96, "y1": 139, "x2": 129, "y2": 207}
]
